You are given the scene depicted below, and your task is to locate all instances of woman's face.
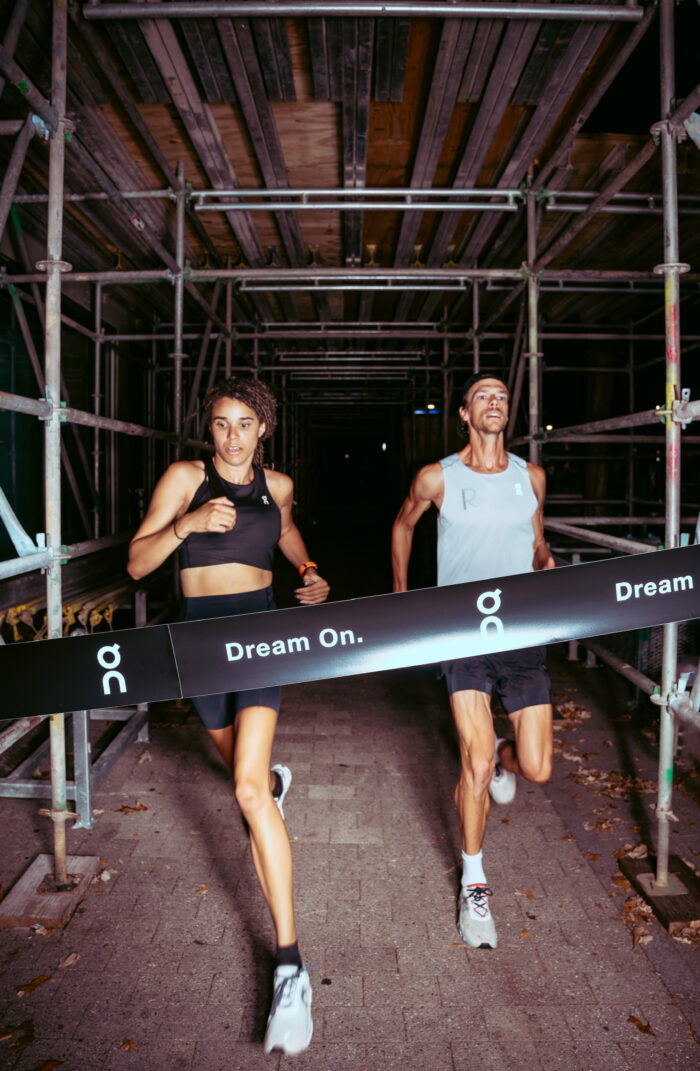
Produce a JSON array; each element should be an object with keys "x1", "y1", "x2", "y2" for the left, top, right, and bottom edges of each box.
[{"x1": 210, "y1": 396, "x2": 265, "y2": 467}]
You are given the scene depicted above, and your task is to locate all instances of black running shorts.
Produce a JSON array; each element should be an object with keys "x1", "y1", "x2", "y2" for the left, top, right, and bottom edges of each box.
[
  {"x1": 181, "y1": 588, "x2": 282, "y2": 729},
  {"x1": 440, "y1": 646, "x2": 550, "y2": 714}
]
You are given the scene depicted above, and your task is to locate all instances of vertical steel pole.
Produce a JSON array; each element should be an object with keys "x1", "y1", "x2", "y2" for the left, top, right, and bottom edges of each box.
[
  {"x1": 108, "y1": 344, "x2": 117, "y2": 530},
  {"x1": 172, "y1": 162, "x2": 186, "y2": 447},
  {"x1": 526, "y1": 188, "x2": 541, "y2": 464},
  {"x1": 472, "y1": 280, "x2": 480, "y2": 375},
  {"x1": 653, "y1": 0, "x2": 688, "y2": 886},
  {"x1": 42, "y1": 0, "x2": 70, "y2": 886},
  {"x1": 626, "y1": 335, "x2": 634, "y2": 517},
  {"x1": 281, "y1": 373, "x2": 288, "y2": 473},
  {"x1": 93, "y1": 281, "x2": 102, "y2": 537},
  {"x1": 442, "y1": 336, "x2": 449, "y2": 455},
  {"x1": 225, "y1": 256, "x2": 233, "y2": 378}
]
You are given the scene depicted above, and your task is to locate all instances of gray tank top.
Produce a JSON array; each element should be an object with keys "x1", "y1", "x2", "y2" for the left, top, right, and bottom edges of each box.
[{"x1": 437, "y1": 452, "x2": 538, "y2": 587}]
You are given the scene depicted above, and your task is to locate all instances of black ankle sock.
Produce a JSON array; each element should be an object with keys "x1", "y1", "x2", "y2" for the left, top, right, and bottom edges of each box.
[
  {"x1": 275, "y1": 941, "x2": 302, "y2": 968},
  {"x1": 271, "y1": 770, "x2": 283, "y2": 798}
]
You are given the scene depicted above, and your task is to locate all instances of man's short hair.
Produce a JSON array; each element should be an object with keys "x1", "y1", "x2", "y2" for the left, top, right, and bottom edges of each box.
[{"x1": 461, "y1": 372, "x2": 508, "y2": 403}]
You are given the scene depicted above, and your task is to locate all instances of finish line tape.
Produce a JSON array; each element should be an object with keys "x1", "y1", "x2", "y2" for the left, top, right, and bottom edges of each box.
[{"x1": 1, "y1": 544, "x2": 699, "y2": 719}]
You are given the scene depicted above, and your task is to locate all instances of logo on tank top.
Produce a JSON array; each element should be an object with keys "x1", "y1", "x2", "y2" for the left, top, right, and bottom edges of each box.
[
  {"x1": 514, "y1": 483, "x2": 523, "y2": 496},
  {"x1": 461, "y1": 488, "x2": 478, "y2": 510},
  {"x1": 262, "y1": 495, "x2": 270, "y2": 505}
]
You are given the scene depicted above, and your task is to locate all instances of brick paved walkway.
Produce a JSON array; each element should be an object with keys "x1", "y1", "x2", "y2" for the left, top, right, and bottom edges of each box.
[{"x1": 1, "y1": 652, "x2": 699, "y2": 1070}]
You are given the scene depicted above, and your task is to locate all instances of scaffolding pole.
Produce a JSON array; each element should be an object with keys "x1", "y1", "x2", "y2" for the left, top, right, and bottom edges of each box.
[
  {"x1": 526, "y1": 187, "x2": 541, "y2": 465},
  {"x1": 653, "y1": 0, "x2": 688, "y2": 890},
  {"x1": 39, "y1": 0, "x2": 73, "y2": 889}
]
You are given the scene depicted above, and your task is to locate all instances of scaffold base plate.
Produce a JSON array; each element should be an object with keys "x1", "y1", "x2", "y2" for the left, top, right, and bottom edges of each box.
[
  {"x1": 0, "y1": 854, "x2": 100, "y2": 930},
  {"x1": 619, "y1": 854, "x2": 700, "y2": 933}
]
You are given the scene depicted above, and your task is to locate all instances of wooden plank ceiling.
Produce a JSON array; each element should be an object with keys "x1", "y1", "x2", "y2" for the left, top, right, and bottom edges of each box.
[{"x1": 0, "y1": 0, "x2": 699, "y2": 404}]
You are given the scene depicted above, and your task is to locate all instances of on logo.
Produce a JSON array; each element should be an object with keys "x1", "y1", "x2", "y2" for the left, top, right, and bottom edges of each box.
[
  {"x1": 476, "y1": 588, "x2": 504, "y2": 640},
  {"x1": 97, "y1": 643, "x2": 127, "y2": 695}
]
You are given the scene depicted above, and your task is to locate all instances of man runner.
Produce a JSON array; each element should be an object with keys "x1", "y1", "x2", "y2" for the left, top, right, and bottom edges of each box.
[{"x1": 391, "y1": 373, "x2": 555, "y2": 949}]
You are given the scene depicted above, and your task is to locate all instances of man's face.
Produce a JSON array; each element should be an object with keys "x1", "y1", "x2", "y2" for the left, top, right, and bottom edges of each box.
[{"x1": 460, "y1": 378, "x2": 509, "y2": 435}]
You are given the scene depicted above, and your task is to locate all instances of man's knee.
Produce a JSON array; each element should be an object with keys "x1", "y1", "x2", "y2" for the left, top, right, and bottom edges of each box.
[
  {"x1": 519, "y1": 753, "x2": 552, "y2": 784},
  {"x1": 457, "y1": 755, "x2": 494, "y2": 797}
]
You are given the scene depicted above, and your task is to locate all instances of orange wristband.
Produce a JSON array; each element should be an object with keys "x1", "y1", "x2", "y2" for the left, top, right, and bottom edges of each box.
[{"x1": 298, "y1": 561, "x2": 317, "y2": 577}]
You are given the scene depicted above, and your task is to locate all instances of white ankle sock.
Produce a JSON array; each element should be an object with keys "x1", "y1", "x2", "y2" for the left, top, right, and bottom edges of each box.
[{"x1": 461, "y1": 849, "x2": 487, "y2": 887}]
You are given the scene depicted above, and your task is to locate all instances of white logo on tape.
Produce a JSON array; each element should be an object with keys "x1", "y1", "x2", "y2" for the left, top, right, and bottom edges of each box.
[
  {"x1": 476, "y1": 588, "x2": 504, "y2": 641},
  {"x1": 97, "y1": 643, "x2": 127, "y2": 695}
]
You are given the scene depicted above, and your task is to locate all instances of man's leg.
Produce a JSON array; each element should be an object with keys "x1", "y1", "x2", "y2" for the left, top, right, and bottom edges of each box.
[
  {"x1": 488, "y1": 646, "x2": 552, "y2": 800},
  {"x1": 450, "y1": 688, "x2": 499, "y2": 948},
  {"x1": 499, "y1": 702, "x2": 553, "y2": 784}
]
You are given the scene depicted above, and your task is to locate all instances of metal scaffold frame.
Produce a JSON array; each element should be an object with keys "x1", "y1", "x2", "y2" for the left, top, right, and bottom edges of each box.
[{"x1": 0, "y1": 0, "x2": 698, "y2": 915}]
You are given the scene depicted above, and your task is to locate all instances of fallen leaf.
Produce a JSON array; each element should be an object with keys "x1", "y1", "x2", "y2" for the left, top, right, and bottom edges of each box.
[
  {"x1": 119, "y1": 1039, "x2": 139, "y2": 1052},
  {"x1": 520, "y1": 928, "x2": 532, "y2": 939},
  {"x1": 34, "y1": 1062, "x2": 62, "y2": 1070},
  {"x1": 628, "y1": 1015, "x2": 655, "y2": 1036},
  {"x1": 624, "y1": 844, "x2": 648, "y2": 859},
  {"x1": 58, "y1": 953, "x2": 80, "y2": 970},
  {"x1": 514, "y1": 888, "x2": 535, "y2": 900},
  {"x1": 0, "y1": 1029, "x2": 14, "y2": 1041},
  {"x1": 115, "y1": 802, "x2": 148, "y2": 814},
  {"x1": 137, "y1": 750, "x2": 152, "y2": 764},
  {"x1": 30, "y1": 924, "x2": 53, "y2": 937},
  {"x1": 585, "y1": 852, "x2": 601, "y2": 862},
  {"x1": 500, "y1": 817, "x2": 510, "y2": 824},
  {"x1": 195, "y1": 884, "x2": 209, "y2": 894},
  {"x1": 16, "y1": 975, "x2": 52, "y2": 997}
]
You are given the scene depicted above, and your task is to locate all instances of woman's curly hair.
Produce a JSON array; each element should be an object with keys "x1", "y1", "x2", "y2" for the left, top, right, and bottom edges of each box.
[{"x1": 201, "y1": 376, "x2": 277, "y2": 466}]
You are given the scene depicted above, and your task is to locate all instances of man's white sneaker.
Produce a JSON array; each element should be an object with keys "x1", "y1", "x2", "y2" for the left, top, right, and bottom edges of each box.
[
  {"x1": 263, "y1": 965, "x2": 313, "y2": 1055},
  {"x1": 271, "y1": 764, "x2": 292, "y2": 820},
  {"x1": 458, "y1": 884, "x2": 498, "y2": 948},
  {"x1": 488, "y1": 738, "x2": 516, "y2": 804}
]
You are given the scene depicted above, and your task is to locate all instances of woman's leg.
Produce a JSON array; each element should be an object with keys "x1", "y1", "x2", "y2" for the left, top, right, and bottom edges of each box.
[
  {"x1": 207, "y1": 724, "x2": 280, "y2": 798},
  {"x1": 213, "y1": 705, "x2": 297, "y2": 947}
]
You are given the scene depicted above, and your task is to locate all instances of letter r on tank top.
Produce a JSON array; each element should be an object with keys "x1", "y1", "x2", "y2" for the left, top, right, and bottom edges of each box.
[{"x1": 461, "y1": 487, "x2": 477, "y2": 510}]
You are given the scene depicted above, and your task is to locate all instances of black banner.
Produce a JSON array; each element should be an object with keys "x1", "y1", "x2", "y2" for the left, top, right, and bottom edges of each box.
[{"x1": 1, "y1": 544, "x2": 698, "y2": 719}]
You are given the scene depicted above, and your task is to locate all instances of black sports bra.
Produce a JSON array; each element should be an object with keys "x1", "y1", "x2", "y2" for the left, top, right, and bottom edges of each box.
[{"x1": 178, "y1": 458, "x2": 281, "y2": 571}]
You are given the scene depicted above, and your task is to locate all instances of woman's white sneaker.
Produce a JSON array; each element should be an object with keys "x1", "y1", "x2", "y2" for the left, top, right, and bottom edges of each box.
[
  {"x1": 263, "y1": 965, "x2": 313, "y2": 1055},
  {"x1": 271, "y1": 764, "x2": 292, "y2": 820}
]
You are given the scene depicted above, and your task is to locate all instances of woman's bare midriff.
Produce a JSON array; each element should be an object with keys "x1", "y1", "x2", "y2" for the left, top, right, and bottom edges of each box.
[{"x1": 180, "y1": 561, "x2": 273, "y2": 597}]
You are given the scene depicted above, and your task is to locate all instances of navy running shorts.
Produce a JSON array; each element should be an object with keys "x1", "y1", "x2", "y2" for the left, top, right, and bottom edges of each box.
[
  {"x1": 440, "y1": 645, "x2": 550, "y2": 714},
  {"x1": 181, "y1": 588, "x2": 282, "y2": 729}
]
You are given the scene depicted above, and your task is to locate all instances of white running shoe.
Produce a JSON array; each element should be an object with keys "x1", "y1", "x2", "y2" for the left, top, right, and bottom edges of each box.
[
  {"x1": 263, "y1": 965, "x2": 313, "y2": 1055},
  {"x1": 488, "y1": 738, "x2": 516, "y2": 804},
  {"x1": 271, "y1": 764, "x2": 292, "y2": 820},
  {"x1": 458, "y1": 884, "x2": 498, "y2": 949}
]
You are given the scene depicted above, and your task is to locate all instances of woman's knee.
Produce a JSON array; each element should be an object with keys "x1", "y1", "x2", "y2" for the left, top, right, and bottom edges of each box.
[{"x1": 234, "y1": 772, "x2": 270, "y2": 817}]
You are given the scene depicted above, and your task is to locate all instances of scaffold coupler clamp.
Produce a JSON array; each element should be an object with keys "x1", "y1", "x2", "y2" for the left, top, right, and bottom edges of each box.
[{"x1": 672, "y1": 388, "x2": 696, "y2": 430}]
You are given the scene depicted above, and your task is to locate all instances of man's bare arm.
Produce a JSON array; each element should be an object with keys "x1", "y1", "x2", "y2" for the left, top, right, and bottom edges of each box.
[
  {"x1": 527, "y1": 462, "x2": 555, "y2": 571},
  {"x1": 391, "y1": 463, "x2": 443, "y2": 591}
]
